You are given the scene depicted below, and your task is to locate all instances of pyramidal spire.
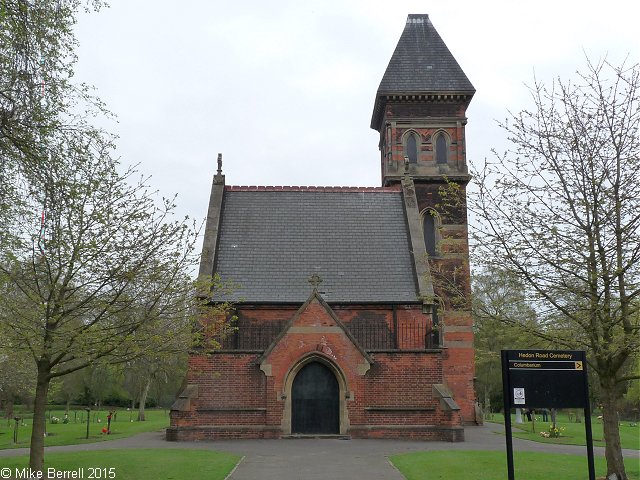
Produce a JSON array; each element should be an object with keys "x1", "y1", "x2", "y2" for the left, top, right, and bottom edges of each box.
[
  {"x1": 371, "y1": 14, "x2": 475, "y2": 130},
  {"x1": 378, "y1": 14, "x2": 474, "y2": 95}
]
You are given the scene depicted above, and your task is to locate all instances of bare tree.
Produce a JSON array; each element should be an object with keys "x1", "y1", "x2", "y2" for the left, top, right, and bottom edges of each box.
[{"x1": 472, "y1": 58, "x2": 640, "y2": 480}]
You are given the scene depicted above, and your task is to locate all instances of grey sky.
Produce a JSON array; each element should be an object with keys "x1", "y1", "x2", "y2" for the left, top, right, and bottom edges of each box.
[{"x1": 74, "y1": 0, "x2": 639, "y2": 236}]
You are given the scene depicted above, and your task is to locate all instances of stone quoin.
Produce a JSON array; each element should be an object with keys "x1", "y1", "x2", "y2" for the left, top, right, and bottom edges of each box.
[{"x1": 167, "y1": 13, "x2": 476, "y2": 442}]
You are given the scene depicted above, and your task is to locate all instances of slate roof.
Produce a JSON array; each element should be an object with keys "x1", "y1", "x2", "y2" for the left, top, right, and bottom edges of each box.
[
  {"x1": 376, "y1": 14, "x2": 475, "y2": 95},
  {"x1": 213, "y1": 188, "x2": 419, "y2": 303}
]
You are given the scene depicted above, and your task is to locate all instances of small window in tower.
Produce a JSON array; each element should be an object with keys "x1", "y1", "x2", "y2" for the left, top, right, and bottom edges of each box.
[
  {"x1": 406, "y1": 133, "x2": 418, "y2": 164},
  {"x1": 423, "y1": 210, "x2": 437, "y2": 256},
  {"x1": 435, "y1": 133, "x2": 448, "y2": 164}
]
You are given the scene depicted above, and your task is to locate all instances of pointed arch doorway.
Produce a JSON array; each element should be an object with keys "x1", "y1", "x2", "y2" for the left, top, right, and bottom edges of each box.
[{"x1": 291, "y1": 361, "x2": 340, "y2": 434}]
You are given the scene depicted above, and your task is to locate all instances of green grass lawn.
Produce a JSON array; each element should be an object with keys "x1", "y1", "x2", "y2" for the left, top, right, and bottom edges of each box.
[
  {"x1": 0, "y1": 408, "x2": 169, "y2": 450},
  {"x1": 391, "y1": 450, "x2": 640, "y2": 480},
  {"x1": 0, "y1": 449, "x2": 241, "y2": 480},
  {"x1": 485, "y1": 411, "x2": 640, "y2": 450}
]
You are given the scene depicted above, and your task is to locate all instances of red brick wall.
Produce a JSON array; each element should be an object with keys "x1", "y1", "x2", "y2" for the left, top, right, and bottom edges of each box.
[
  {"x1": 381, "y1": 102, "x2": 468, "y2": 168},
  {"x1": 169, "y1": 299, "x2": 470, "y2": 440},
  {"x1": 170, "y1": 353, "x2": 266, "y2": 430},
  {"x1": 442, "y1": 310, "x2": 475, "y2": 422},
  {"x1": 236, "y1": 306, "x2": 298, "y2": 324},
  {"x1": 414, "y1": 182, "x2": 476, "y2": 423},
  {"x1": 360, "y1": 352, "x2": 441, "y2": 430}
]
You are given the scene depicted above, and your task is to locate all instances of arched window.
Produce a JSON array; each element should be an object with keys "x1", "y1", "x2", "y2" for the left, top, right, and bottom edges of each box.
[
  {"x1": 423, "y1": 210, "x2": 438, "y2": 256},
  {"x1": 435, "y1": 132, "x2": 448, "y2": 164},
  {"x1": 405, "y1": 132, "x2": 418, "y2": 164}
]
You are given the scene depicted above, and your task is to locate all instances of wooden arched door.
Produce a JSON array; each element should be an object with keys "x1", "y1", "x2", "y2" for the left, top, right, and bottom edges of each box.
[{"x1": 291, "y1": 362, "x2": 339, "y2": 434}]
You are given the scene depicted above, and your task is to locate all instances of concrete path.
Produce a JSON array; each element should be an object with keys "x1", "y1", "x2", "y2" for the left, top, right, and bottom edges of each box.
[{"x1": 1, "y1": 424, "x2": 638, "y2": 480}]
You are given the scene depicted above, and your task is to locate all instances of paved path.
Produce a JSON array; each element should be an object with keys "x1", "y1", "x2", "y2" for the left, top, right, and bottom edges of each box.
[{"x1": 1, "y1": 424, "x2": 638, "y2": 479}]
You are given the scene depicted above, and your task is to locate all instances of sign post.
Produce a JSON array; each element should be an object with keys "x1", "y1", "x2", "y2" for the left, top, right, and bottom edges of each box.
[{"x1": 501, "y1": 350, "x2": 595, "y2": 480}]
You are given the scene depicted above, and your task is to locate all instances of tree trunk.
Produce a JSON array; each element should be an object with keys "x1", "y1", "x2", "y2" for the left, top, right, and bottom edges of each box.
[
  {"x1": 601, "y1": 380, "x2": 627, "y2": 480},
  {"x1": 5, "y1": 399, "x2": 14, "y2": 419},
  {"x1": 137, "y1": 378, "x2": 151, "y2": 422},
  {"x1": 29, "y1": 367, "x2": 51, "y2": 472}
]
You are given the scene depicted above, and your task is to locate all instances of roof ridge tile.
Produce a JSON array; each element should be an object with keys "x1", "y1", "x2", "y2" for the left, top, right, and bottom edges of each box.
[{"x1": 224, "y1": 185, "x2": 401, "y2": 193}]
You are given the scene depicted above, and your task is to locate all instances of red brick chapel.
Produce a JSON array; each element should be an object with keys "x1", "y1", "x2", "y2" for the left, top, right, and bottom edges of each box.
[{"x1": 168, "y1": 14, "x2": 476, "y2": 442}]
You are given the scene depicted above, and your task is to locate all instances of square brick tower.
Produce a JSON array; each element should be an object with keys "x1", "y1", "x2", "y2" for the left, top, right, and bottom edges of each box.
[
  {"x1": 370, "y1": 13, "x2": 476, "y2": 426},
  {"x1": 168, "y1": 14, "x2": 476, "y2": 442}
]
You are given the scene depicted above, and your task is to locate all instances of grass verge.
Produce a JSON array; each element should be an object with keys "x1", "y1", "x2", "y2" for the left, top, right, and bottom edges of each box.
[
  {"x1": 390, "y1": 450, "x2": 640, "y2": 480},
  {"x1": 0, "y1": 409, "x2": 169, "y2": 450},
  {"x1": 485, "y1": 412, "x2": 639, "y2": 450},
  {"x1": 0, "y1": 449, "x2": 242, "y2": 480}
]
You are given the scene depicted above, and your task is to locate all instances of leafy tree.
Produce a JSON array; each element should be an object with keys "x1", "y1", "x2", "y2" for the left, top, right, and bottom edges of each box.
[
  {"x1": 0, "y1": 346, "x2": 35, "y2": 418},
  {"x1": 618, "y1": 354, "x2": 639, "y2": 420},
  {"x1": 120, "y1": 307, "x2": 190, "y2": 421},
  {"x1": 472, "y1": 270, "x2": 540, "y2": 414},
  {"x1": 125, "y1": 354, "x2": 184, "y2": 421},
  {"x1": 0, "y1": 126, "x2": 206, "y2": 470},
  {"x1": 50, "y1": 367, "x2": 85, "y2": 411},
  {"x1": 81, "y1": 363, "x2": 120, "y2": 409},
  {"x1": 0, "y1": 1, "x2": 234, "y2": 472},
  {"x1": 149, "y1": 357, "x2": 187, "y2": 408},
  {"x1": 472, "y1": 58, "x2": 640, "y2": 480},
  {"x1": 1, "y1": 0, "x2": 105, "y2": 224}
]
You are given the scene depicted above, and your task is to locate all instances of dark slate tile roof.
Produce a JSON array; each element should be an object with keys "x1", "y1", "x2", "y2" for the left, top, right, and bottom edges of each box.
[
  {"x1": 213, "y1": 188, "x2": 419, "y2": 303},
  {"x1": 377, "y1": 14, "x2": 475, "y2": 95}
]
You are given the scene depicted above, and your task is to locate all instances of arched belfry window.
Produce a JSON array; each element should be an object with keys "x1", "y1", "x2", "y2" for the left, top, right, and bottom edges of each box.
[
  {"x1": 405, "y1": 132, "x2": 418, "y2": 164},
  {"x1": 435, "y1": 132, "x2": 448, "y2": 164},
  {"x1": 422, "y1": 209, "x2": 439, "y2": 256}
]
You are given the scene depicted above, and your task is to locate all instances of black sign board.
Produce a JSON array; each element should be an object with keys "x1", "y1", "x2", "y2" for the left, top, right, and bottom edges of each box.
[
  {"x1": 505, "y1": 350, "x2": 587, "y2": 408},
  {"x1": 501, "y1": 350, "x2": 595, "y2": 480}
]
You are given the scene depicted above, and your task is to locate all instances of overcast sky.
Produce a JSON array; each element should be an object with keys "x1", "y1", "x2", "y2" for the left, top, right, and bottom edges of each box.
[{"x1": 74, "y1": 0, "x2": 639, "y2": 240}]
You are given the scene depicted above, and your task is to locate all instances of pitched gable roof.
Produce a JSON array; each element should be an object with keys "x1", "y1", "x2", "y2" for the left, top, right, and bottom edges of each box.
[{"x1": 212, "y1": 187, "x2": 419, "y2": 304}]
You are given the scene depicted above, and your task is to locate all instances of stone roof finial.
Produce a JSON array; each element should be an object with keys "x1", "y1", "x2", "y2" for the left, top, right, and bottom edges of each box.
[
  {"x1": 214, "y1": 153, "x2": 225, "y2": 185},
  {"x1": 308, "y1": 273, "x2": 323, "y2": 290}
]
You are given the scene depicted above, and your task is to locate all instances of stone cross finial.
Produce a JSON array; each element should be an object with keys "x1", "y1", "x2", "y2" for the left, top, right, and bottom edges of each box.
[
  {"x1": 308, "y1": 273, "x2": 323, "y2": 289},
  {"x1": 217, "y1": 153, "x2": 223, "y2": 175}
]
